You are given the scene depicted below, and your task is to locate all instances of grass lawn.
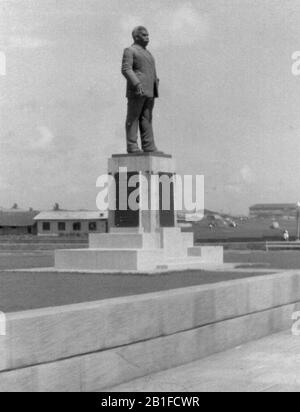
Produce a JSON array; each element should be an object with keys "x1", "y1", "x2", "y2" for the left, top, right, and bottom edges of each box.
[
  {"x1": 0, "y1": 240, "x2": 299, "y2": 313},
  {"x1": 0, "y1": 251, "x2": 53, "y2": 269},
  {"x1": 193, "y1": 217, "x2": 298, "y2": 242},
  {"x1": 0, "y1": 269, "x2": 274, "y2": 313}
]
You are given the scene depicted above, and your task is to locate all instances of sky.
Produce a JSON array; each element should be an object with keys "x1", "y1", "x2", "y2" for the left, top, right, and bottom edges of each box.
[{"x1": 1, "y1": 0, "x2": 300, "y2": 214}]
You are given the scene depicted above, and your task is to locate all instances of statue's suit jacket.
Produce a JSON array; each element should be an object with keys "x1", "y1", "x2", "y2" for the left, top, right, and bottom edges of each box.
[{"x1": 121, "y1": 44, "x2": 159, "y2": 99}]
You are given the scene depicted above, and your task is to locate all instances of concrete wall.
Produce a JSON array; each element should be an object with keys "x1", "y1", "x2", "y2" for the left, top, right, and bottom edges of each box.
[
  {"x1": 37, "y1": 220, "x2": 107, "y2": 236},
  {"x1": 0, "y1": 226, "x2": 37, "y2": 236},
  {"x1": 1, "y1": 271, "x2": 300, "y2": 391}
]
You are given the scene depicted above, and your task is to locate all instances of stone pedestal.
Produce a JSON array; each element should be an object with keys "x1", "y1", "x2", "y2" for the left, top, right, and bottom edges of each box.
[
  {"x1": 108, "y1": 152, "x2": 176, "y2": 233},
  {"x1": 55, "y1": 152, "x2": 223, "y2": 272}
]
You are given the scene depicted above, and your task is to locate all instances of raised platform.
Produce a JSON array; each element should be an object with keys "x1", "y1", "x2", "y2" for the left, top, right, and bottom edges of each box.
[
  {"x1": 89, "y1": 232, "x2": 160, "y2": 249},
  {"x1": 0, "y1": 271, "x2": 298, "y2": 391},
  {"x1": 108, "y1": 151, "x2": 176, "y2": 173},
  {"x1": 56, "y1": 249, "x2": 166, "y2": 271},
  {"x1": 112, "y1": 152, "x2": 172, "y2": 158},
  {"x1": 59, "y1": 151, "x2": 223, "y2": 272},
  {"x1": 55, "y1": 228, "x2": 224, "y2": 272}
]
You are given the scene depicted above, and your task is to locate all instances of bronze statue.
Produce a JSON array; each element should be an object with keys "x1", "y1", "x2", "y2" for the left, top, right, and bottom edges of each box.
[{"x1": 121, "y1": 26, "x2": 159, "y2": 153}]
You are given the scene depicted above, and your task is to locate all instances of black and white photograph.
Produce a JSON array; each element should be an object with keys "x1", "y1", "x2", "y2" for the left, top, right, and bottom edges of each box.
[{"x1": 1, "y1": 0, "x2": 300, "y2": 395}]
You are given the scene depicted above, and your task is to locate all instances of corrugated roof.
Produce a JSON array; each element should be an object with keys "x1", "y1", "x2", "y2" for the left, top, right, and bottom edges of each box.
[
  {"x1": 34, "y1": 211, "x2": 108, "y2": 221},
  {"x1": 0, "y1": 210, "x2": 39, "y2": 227}
]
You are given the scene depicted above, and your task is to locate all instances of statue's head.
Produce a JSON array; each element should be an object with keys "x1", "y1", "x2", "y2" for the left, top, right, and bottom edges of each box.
[{"x1": 132, "y1": 26, "x2": 149, "y2": 48}]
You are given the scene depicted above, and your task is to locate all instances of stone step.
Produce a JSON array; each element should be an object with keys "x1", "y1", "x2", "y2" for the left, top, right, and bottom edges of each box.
[
  {"x1": 188, "y1": 246, "x2": 224, "y2": 264},
  {"x1": 182, "y1": 232, "x2": 194, "y2": 248},
  {"x1": 55, "y1": 248, "x2": 165, "y2": 271},
  {"x1": 89, "y1": 233, "x2": 160, "y2": 249},
  {"x1": 163, "y1": 257, "x2": 207, "y2": 270},
  {"x1": 109, "y1": 227, "x2": 144, "y2": 233},
  {"x1": 160, "y1": 227, "x2": 190, "y2": 258},
  {"x1": 163, "y1": 256, "x2": 224, "y2": 270}
]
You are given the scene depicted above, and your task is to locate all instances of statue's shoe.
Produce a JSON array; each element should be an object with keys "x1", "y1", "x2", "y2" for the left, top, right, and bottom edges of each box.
[
  {"x1": 143, "y1": 148, "x2": 164, "y2": 154},
  {"x1": 127, "y1": 148, "x2": 143, "y2": 154}
]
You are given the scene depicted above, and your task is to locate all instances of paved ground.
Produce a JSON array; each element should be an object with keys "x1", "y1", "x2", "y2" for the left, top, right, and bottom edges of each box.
[{"x1": 107, "y1": 331, "x2": 300, "y2": 392}]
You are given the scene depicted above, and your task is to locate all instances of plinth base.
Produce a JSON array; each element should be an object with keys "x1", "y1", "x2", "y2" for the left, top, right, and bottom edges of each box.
[
  {"x1": 55, "y1": 228, "x2": 224, "y2": 272},
  {"x1": 54, "y1": 152, "x2": 223, "y2": 272}
]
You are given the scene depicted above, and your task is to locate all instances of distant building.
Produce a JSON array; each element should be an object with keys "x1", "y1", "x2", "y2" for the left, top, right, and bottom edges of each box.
[
  {"x1": 0, "y1": 209, "x2": 39, "y2": 235},
  {"x1": 34, "y1": 211, "x2": 108, "y2": 236},
  {"x1": 249, "y1": 204, "x2": 297, "y2": 219}
]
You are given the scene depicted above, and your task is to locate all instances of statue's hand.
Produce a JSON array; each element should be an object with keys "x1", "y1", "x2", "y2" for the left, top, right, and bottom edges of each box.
[{"x1": 135, "y1": 83, "x2": 145, "y2": 96}]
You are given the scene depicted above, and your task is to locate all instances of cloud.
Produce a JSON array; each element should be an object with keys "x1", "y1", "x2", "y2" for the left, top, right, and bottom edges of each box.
[
  {"x1": 0, "y1": 35, "x2": 53, "y2": 50},
  {"x1": 0, "y1": 126, "x2": 55, "y2": 154},
  {"x1": 0, "y1": 50, "x2": 6, "y2": 76},
  {"x1": 223, "y1": 165, "x2": 256, "y2": 194},
  {"x1": 0, "y1": 176, "x2": 9, "y2": 190},
  {"x1": 225, "y1": 184, "x2": 243, "y2": 194},
  {"x1": 165, "y1": 3, "x2": 209, "y2": 46},
  {"x1": 120, "y1": 2, "x2": 209, "y2": 49},
  {"x1": 240, "y1": 165, "x2": 256, "y2": 184},
  {"x1": 31, "y1": 126, "x2": 55, "y2": 150}
]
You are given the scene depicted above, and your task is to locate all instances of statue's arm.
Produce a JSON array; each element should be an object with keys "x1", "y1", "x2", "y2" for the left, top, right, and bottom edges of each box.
[
  {"x1": 121, "y1": 48, "x2": 141, "y2": 87},
  {"x1": 154, "y1": 62, "x2": 159, "y2": 81}
]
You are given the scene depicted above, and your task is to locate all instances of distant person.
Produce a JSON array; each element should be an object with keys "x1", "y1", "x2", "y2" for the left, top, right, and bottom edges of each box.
[{"x1": 283, "y1": 230, "x2": 289, "y2": 241}]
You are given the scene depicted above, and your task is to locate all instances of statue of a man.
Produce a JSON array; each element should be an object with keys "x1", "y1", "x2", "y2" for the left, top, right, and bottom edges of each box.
[{"x1": 121, "y1": 26, "x2": 159, "y2": 154}]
